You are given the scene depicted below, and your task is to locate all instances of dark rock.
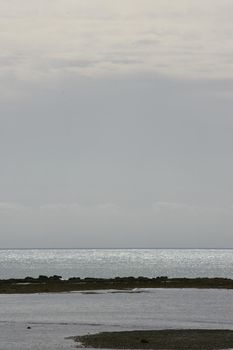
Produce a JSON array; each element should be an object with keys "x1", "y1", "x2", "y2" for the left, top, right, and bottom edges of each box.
[
  {"x1": 140, "y1": 338, "x2": 149, "y2": 343},
  {"x1": 49, "y1": 275, "x2": 62, "y2": 281},
  {"x1": 69, "y1": 277, "x2": 81, "y2": 281},
  {"x1": 156, "y1": 276, "x2": 168, "y2": 281},
  {"x1": 25, "y1": 277, "x2": 34, "y2": 281},
  {"x1": 38, "y1": 275, "x2": 49, "y2": 280}
]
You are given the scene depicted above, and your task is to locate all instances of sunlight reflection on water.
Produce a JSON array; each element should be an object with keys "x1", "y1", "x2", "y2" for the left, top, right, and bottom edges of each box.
[{"x1": 0, "y1": 249, "x2": 232, "y2": 279}]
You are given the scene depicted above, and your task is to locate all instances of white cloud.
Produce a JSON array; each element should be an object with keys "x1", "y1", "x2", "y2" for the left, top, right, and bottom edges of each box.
[
  {"x1": 0, "y1": 202, "x2": 26, "y2": 212},
  {"x1": 39, "y1": 202, "x2": 81, "y2": 211},
  {"x1": 0, "y1": 0, "x2": 233, "y2": 93},
  {"x1": 152, "y1": 201, "x2": 231, "y2": 215}
]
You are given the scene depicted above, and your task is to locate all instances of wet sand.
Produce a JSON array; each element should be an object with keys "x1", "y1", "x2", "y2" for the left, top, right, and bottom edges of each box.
[
  {"x1": 75, "y1": 329, "x2": 233, "y2": 349},
  {"x1": 1, "y1": 275, "x2": 233, "y2": 293}
]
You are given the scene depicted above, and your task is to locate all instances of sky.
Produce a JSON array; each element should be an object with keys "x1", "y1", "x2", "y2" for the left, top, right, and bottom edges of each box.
[{"x1": 1, "y1": 0, "x2": 233, "y2": 248}]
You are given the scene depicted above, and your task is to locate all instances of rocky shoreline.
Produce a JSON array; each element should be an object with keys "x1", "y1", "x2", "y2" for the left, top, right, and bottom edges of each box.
[
  {"x1": 1, "y1": 275, "x2": 233, "y2": 293},
  {"x1": 75, "y1": 329, "x2": 233, "y2": 349}
]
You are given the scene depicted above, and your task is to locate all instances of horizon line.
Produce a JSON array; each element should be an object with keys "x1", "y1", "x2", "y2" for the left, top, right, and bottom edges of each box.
[{"x1": 1, "y1": 247, "x2": 233, "y2": 250}]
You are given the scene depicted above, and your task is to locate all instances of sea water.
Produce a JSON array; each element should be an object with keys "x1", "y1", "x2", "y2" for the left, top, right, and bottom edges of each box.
[
  {"x1": 1, "y1": 288, "x2": 233, "y2": 349},
  {"x1": 0, "y1": 249, "x2": 233, "y2": 279}
]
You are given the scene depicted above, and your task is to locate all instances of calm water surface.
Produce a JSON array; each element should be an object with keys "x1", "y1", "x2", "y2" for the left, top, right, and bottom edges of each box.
[
  {"x1": 1, "y1": 289, "x2": 233, "y2": 349},
  {"x1": 0, "y1": 249, "x2": 233, "y2": 279}
]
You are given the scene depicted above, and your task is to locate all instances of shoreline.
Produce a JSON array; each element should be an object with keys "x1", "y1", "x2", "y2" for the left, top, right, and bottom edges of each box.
[
  {"x1": 74, "y1": 329, "x2": 233, "y2": 349},
  {"x1": 1, "y1": 275, "x2": 233, "y2": 293}
]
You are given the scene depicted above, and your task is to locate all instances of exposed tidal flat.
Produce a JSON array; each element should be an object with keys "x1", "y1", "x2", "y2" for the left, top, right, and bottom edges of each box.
[
  {"x1": 76, "y1": 329, "x2": 233, "y2": 349},
  {"x1": 2, "y1": 275, "x2": 233, "y2": 293}
]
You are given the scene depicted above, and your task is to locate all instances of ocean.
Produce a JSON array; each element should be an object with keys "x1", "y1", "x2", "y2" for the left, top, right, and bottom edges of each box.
[{"x1": 0, "y1": 248, "x2": 233, "y2": 279}]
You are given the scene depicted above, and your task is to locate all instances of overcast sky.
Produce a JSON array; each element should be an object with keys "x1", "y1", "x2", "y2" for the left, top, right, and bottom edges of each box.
[{"x1": 1, "y1": 0, "x2": 233, "y2": 248}]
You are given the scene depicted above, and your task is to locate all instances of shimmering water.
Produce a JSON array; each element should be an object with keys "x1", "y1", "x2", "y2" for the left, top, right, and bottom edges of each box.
[
  {"x1": 0, "y1": 249, "x2": 233, "y2": 279},
  {"x1": 1, "y1": 289, "x2": 233, "y2": 349}
]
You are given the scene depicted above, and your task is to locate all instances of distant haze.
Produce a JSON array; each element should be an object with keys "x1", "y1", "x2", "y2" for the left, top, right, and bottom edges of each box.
[{"x1": 1, "y1": 1, "x2": 233, "y2": 248}]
